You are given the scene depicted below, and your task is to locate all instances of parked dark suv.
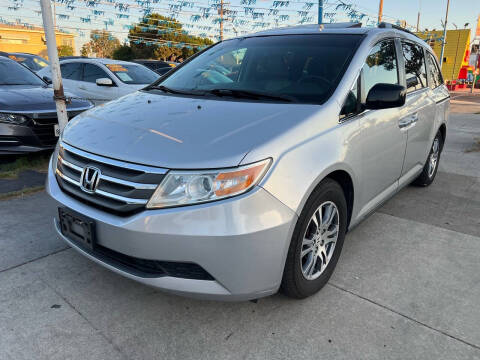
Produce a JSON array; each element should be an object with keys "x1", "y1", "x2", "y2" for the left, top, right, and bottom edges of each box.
[{"x1": 0, "y1": 56, "x2": 92, "y2": 154}]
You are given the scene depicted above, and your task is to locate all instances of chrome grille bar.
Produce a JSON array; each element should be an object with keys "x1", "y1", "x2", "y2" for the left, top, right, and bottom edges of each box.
[
  {"x1": 55, "y1": 142, "x2": 165, "y2": 213},
  {"x1": 59, "y1": 156, "x2": 158, "y2": 190},
  {"x1": 56, "y1": 168, "x2": 149, "y2": 205}
]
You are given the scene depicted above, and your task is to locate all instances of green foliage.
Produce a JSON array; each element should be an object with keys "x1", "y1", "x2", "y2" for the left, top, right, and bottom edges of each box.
[
  {"x1": 57, "y1": 45, "x2": 74, "y2": 57},
  {"x1": 81, "y1": 30, "x2": 121, "y2": 58},
  {"x1": 112, "y1": 44, "x2": 135, "y2": 61},
  {"x1": 127, "y1": 14, "x2": 213, "y2": 60}
]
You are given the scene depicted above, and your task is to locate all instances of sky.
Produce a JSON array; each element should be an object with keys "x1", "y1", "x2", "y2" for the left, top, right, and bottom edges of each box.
[
  {"x1": 362, "y1": 0, "x2": 480, "y2": 34},
  {"x1": 0, "y1": 0, "x2": 479, "y2": 51}
]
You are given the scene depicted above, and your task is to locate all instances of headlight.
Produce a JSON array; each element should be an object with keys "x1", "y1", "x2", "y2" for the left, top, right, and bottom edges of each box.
[
  {"x1": 0, "y1": 113, "x2": 29, "y2": 125},
  {"x1": 146, "y1": 159, "x2": 271, "y2": 209}
]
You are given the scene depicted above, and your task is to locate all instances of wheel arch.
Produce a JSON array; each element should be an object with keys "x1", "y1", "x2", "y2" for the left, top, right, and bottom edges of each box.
[{"x1": 297, "y1": 165, "x2": 356, "y2": 230}]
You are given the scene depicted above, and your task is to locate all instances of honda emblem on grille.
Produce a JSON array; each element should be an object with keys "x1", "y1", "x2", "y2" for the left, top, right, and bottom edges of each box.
[{"x1": 80, "y1": 166, "x2": 101, "y2": 194}]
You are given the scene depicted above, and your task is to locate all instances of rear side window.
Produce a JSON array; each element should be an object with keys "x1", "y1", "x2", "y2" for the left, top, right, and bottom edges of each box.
[
  {"x1": 83, "y1": 64, "x2": 110, "y2": 83},
  {"x1": 402, "y1": 42, "x2": 427, "y2": 92},
  {"x1": 362, "y1": 40, "x2": 398, "y2": 102},
  {"x1": 426, "y1": 52, "x2": 444, "y2": 89},
  {"x1": 61, "y1": 62, "x2": 82, "y2": 81}
]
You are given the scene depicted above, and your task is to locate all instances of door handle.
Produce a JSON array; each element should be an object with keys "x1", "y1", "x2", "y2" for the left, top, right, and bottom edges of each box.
[
  {"x1": 78, "y1": 85, "x2": 86, "y2": 90},
  {"x1": 398, "y1": 113, "x2": 418, "y2": 129},
  {"x1": 410, "y1": 113, "x2": 419, "y2": 123},
  {"x1": 398, "y1": 117, "x2": 411, "y2": 128}
]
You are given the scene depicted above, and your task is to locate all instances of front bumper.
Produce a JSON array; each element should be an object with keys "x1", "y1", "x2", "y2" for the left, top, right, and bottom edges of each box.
[{"x1": 46, "y1": 157, "x2": 298, "y2": 301}]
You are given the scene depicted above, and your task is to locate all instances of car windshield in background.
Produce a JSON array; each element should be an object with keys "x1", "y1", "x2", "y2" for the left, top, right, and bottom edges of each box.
[
  {"x1": 153, "y1": 34, "x2": 363, "y2": 104},
  {"x1": 9, "y1": 54, "x2": 49, "y2": 72},
  {"x1": 106, "y1": 63, "x2": 160, "y2": 84},
  {"x1": 0, "y1": 58, "x2": 46, "y2": 86}
]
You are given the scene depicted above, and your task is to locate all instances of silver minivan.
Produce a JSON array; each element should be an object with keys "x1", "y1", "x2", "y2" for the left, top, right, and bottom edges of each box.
[{"x1": 47, "y1": 23, "x2": 449, "y2": 300}]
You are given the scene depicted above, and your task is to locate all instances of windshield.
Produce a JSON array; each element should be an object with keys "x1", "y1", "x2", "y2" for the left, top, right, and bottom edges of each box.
[
  {"x1": 9, "y1": 54, "x2": 49, "y2": 72},
  {"x1": 106, "y1": 63, "x2": 160, "y2": 84},
  {"x1": 0, "y1": 58, "x2": 46, "y2": 86},
  {"x1": 153, "y1": 34, "x2": 363, "y2": 104}
]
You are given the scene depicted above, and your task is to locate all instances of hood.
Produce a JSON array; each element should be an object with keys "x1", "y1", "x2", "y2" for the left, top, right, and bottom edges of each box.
[
  {"x1": 62, "y1": 91, "x2": 320, "y2": 169},
  {"x1": 0, "y1": 85, "x2": 92, "y2": 112}
]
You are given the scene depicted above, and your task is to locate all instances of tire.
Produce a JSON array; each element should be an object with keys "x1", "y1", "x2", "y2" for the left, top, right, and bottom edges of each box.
[
  {"x1": 281, "y1": 178, "x2": 347, "y2": 299},
  {"x1": 412, "y1": 131, "x2": 443, "y2": 187}
]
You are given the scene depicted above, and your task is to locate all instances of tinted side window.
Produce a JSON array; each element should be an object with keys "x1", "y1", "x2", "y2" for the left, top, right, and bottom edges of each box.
[
  {"x1": 426, "y1": 52, "x2": 443, "y2": 89},
  {"x1": 402, "y1": 42, "x2": 427, "y2": 92},
  {"x1": 60, "y1": 62, "x2": 82, "y2": 80},
  {"x1": 83, "y1": 64, "x2": 109, "y2": 83},
  {"x1": 362, "y1": 40, "x2": 398, "y2": 102}
]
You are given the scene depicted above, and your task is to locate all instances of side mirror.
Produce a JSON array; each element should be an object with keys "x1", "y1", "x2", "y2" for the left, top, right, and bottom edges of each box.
[
  {"x1": 365, "y1": 83, "x2": 406, "y2": 110},
  {"x1": 96, "y1": 78, "x2": 114, "y2": 87},
  {"x1": 43, "y1": 76, "x2": 52, "y2": 84}
]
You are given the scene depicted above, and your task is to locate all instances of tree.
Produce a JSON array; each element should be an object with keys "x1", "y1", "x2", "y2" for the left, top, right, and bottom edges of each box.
[
  {"x1": 57, "y1": 45, "x2": 73, "y2": 57},
  {"x1": 81, "y1": 30, "x2": 121, "y2": 58},
  {"x1": 127, "y1": 14, "x2": 213, "y2": 60},
  {"x1": 112, "y1": 44, "x2": 135, "y2": 61}
]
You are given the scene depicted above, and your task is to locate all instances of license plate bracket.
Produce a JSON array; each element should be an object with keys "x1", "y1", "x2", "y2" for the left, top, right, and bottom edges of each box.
[{"x1": 58, "y1": 207, "x2": 96, "y2": 250}]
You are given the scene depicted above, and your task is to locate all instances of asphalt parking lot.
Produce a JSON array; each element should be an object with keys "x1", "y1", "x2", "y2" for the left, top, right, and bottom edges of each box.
[{"x1": 1, "y1": 99, "x2": 479, "y2": 359}]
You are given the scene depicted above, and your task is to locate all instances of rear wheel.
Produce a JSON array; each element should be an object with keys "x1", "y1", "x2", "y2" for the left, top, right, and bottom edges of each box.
[
  {"x1": 281, "y1": 178, "x2": 347, "y2": 299},
  {"x1": 412, "y1": 131, "x2": 443, "y2": 187}
]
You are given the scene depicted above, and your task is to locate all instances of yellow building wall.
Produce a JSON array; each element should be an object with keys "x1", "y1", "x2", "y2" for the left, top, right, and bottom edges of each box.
[
  {"x1": 0, "y1": 26, "x2": 75, "y2": 59},
  {"x1": 415, "y1": 29, "x2": 471, "y2": 81}
]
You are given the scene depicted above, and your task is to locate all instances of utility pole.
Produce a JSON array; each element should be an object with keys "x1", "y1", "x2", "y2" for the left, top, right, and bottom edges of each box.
[
  {"x1": 52, "y1": 0, "x2": 57, "y2": 30},
  {"x1": 378, "y1": 0, "x2": 384, "y2": 24},
  {"x1": 220, "y1": 0, "x2": 224, "y2": 41},
  {"x1": 439, "y1": 0, "x2": 450, "y2": 68},
  {"x1": 416, "y1": 0, "x2": 421, "y2": 31},
  {"x1": 318, "y1": 0, "x2": 323, "y2": 24},
  {"x1": 39, "y1": 0, "x2": 68, "y2": 132}
]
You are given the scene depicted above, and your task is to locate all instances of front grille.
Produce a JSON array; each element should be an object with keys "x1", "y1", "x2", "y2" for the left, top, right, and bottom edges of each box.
[
  {"x1": 32, "y1": 120, "x2": 57, "y2": 147},
  {"x1": 31, "y1": 111, "x2": 86, "y2": 147},
  {"x1": 56, "y1": 142, "x2": 166, "y2": 214}
]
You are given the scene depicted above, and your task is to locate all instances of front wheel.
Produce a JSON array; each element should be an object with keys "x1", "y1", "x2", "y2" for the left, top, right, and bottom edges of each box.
[
  {"x1": 281, "y1": 179, "x2": 347, "y2": 299},
  {"x1": 412, "y1": 131, "x2": 443, "y2": 187}
]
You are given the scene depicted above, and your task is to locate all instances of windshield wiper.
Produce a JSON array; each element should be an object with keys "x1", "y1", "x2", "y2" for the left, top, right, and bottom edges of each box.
[
  {"x1": 207, "y1": 88, "x2": 295, "y2": 103},
  {"x1": 147, "y1": 85, "x2": 204, "y2": 96}
]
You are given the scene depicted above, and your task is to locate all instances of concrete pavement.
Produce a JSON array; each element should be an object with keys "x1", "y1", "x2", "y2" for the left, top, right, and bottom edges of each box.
[{"x1": 0, "y1": 112, "x2": 479, "y2": 360}]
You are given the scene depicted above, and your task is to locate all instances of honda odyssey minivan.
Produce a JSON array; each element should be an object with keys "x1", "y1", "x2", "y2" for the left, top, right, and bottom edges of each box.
[{"x1": 47, "y1": 23, "x2": 449, "y2": 300}]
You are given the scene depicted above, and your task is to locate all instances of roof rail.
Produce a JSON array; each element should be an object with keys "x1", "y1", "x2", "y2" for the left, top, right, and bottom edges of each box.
[
  {"x1": 378, "y1": 22, "x2": 418, "y2": 37},
  {"x1": 321, "y1": 22, "x2": 362, "y2": 28}
]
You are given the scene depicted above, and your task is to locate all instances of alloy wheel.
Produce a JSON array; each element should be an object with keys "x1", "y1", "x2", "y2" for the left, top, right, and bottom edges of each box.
[
  {"x1": 428, "y1": 137, "x2": 440, "y2": 178},
  {"x1": 300, "y1": 201, "x2": 339, "y2": 280}
]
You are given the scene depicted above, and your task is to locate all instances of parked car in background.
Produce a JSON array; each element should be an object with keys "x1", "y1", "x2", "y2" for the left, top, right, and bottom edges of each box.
[
  {"x1": 133, "y1": 59, "x2": 178, "y2": 75},
  {"x1": 37, "y1": 58, "x2": 160, "y2": 105},
  {"x1": 0, "y1": 52, "x2": 49, "y2": 72},
  {"x1": 0, "y1": 56, "x2": 92, "y2": 154},
  {"x1": 47, "y1": 23, "x2": 449, "y2": 301}
]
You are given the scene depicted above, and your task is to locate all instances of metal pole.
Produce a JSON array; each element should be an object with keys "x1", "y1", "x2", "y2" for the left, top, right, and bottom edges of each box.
[
  {"x1": 318, "y1": 0, "x2": 323, "y2": 24},
  {"x1": 439, "y1": 0, "x2": 450, "y2": 68},
  {"x1": 416, "y1": 0, "x2": 421, "y2": 31},
  {"x1": 40, "y1": 0, "x2": 68, "y2": 132},
  {"x1": 53, "y1": 0, "x2": 57, "y2": 30},
  {"x1": 378, "y1": 0, "x2": 384, "y2": 25}
]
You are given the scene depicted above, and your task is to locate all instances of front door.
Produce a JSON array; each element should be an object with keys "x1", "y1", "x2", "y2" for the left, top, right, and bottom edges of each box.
[
  {"x1": 77, "y1": 63, "x2": 118, "y2": 105},
  {"x1": 357, "y1": 39, "x2": 408, "y2": 216}
]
